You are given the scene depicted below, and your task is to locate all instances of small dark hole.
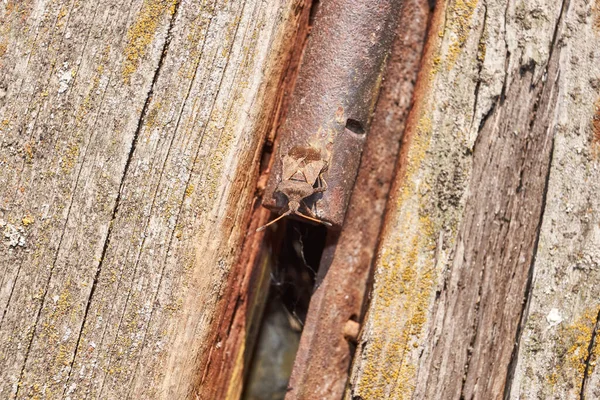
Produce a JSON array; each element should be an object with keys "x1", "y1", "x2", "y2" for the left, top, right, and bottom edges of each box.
[{"x1": 345, "y1": 118, "x2": 365, "y2": 135}]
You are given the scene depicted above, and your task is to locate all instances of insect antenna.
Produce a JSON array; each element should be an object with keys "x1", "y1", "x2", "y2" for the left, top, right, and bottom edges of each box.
[
  {"x1": 256, "y1": 210, "x2": 292, "y2": 232},
  {"x1": 294, "y1": 212, "x2": 332, "y2": 227}
]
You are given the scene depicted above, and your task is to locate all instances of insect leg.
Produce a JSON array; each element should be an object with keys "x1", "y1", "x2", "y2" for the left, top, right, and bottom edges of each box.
[
  {"x1": 301, "y1": 201, "x2": 318, "y2": 218},
  {"x1": 315, "y1": 172, "x2": 328, "y2": 192}
]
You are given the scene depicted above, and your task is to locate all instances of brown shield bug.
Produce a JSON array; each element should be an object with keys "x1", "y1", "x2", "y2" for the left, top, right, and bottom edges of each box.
[{"x1": 257, "y1": 145, "x2": 333, "y2": 232}]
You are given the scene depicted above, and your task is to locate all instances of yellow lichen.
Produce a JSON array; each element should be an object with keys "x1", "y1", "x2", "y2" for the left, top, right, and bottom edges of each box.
[
  {"x1": 22, "y1": 215, "x2": 34, "y2": 227},
  {"x1": 61, "y1": 142, "x2": 80, "y2": 173},
  {"x1": 431, "y1": 54, "x2": 442, "y2": 76},
  {"x1": 547, "y1": 371, "x2": 558, "y2": 386},
  {"x1": 56, "y1": 6, "x2": 68, "y2": 29},
  {"x1": 477, "y1": 32, "x2": 487, "y2": 63},
  {"x1": 145, "y1": 101, "x2": 162, "y2": 129},
  {"x1": 23, "y1": 142, "x2": 34, "y2": 162},
  {"x1": 591, "y1": 99, "x2": 600, "y2": 154},
  {"x1": 562, "y1": 307, "x2": 600, "y2": 376},
  {"x1": 446, "y1": 0, "x2": 479, "y2": 69},
  {"x1": 0, "y1": 41, "x2": 7, "y2": 58},
  {"x1": 353, "y1": 101, "x2": 440, "y2": 399},
  {"x1": 122, "y1": 0, "x2": 178, "y2": 83}
]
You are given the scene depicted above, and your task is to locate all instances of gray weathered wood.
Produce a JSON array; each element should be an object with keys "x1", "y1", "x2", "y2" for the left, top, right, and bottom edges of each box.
[
  {"x1": 347, "y1": 0, "x2": 600, "y2": 398},
  {"x1": 0, "y1": 0, "x2": 303, "y2": 398},
  {"x1": 510, "y1": 1, "x2": 600, "y2": 398}
]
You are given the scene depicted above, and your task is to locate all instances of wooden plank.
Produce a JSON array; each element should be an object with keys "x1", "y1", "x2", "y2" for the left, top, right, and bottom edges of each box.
[
  {"x1": 193, "y1": 3, "x2": 313, "y2": 398},
  {"x1": 1, "y1": 1, "x2": 174, "y2": 397},
  {"x1": 509, "y1": 1, "x2": 600, "y2": 398},
  {"x1": 347, "y1": 0, "x2": 576, "y2": 398},
  {"x1": 285, "y1": 0, "x2": 432, "y2": 398},
  {"x1": 0, "y1": 0, "x2": 304, "y2": 398}
]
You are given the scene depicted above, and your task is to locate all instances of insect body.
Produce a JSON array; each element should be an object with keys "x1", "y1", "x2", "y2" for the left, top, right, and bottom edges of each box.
[{"x1": 257, "y1": 146, "x2": 332, "y2": 232}]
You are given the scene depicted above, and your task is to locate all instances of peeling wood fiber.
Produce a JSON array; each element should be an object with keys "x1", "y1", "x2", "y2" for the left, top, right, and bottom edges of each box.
[{"x1": 0, "y1": 0, "x2": 305, "y2": 398}]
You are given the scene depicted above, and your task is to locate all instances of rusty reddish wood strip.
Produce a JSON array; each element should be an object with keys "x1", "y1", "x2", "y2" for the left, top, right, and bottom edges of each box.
[
  {"x1": 194, "y1": 205, "x2": 274, "y2": 399},
  {"x1": 285, "y1": 0, "x2": 433, "y2": 398},
  {"x1": 192, "y1": 2, "x2": 313, "y2": 397},
  {"x1": 262, "y1": 0, "x2": 404, "y2": 229}
]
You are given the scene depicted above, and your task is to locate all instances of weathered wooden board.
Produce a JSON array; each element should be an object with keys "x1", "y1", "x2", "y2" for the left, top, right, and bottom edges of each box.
[
  {"x1": 347, "y1": 0, "x2": 600, "y2": 398},
  {"x1": 193, "y1": 2, "x2": 312, "y2": 397},
  {"x1": 285, "y1": 0, "x2": 432, "y2": 398},
  {"x1": 510, "y1": 1, "x2": 600, "y2": 398},
  {"x1": 0, "y1": 0, "x2": 305, "y2": 398}
]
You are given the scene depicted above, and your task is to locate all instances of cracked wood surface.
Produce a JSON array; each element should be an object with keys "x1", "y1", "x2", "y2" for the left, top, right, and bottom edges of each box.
[
  {"x1": 0, "y1": 0, "x2": 304, "y2": 398},
  {"x1": 285, "y1": 0, "x2": 432, "y2": 398},
  {"x1": 510, "y1": 0, "x2": 600, "y2": 398},
  {"x1": 348, "y1": 0, "x2": 600, "y2": 399}
]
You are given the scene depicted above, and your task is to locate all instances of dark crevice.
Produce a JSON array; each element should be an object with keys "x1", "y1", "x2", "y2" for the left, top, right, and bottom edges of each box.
[
  {"x1": 515, "y1": 167, "x2": 525, "y2": 193},
  {"x1": 242, "y1": 220, "x2": 327, "y2": 399},
  {"x1": 546, "y1": 0, "x2": 570, "y2": 73},
  {"x1": 61, "y1": 1, "x2": 183, "y2": 393},
  {"x1": 308, "y1": 0, "x2": 320, "y2": 26},
  {"x1": 271, "y1": 221, "x2": 327, "y2": 324},
  {"x1": 519, "y1": 59, "x2": 537, "y2": 78},
  {"x1": 241, "y1": 0, "x2": 324, "y2": 394},
  {"x1": 469, "y1": 2, "x2": 488, "y2": 135},
  {"x1": 580, "y1": 310, "x2": 600, "y2": 399},
  {"x1": 499, "y1": 51, "x2": 510, "y2": 104},
  {"x1": 499, "y1": 0, "x2": 511, "y2": 106}
]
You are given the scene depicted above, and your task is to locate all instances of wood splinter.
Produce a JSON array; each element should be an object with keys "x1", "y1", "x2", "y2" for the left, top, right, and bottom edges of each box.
[{"x1": 257, "y1": 145, "x2": 332, "y2": 232}]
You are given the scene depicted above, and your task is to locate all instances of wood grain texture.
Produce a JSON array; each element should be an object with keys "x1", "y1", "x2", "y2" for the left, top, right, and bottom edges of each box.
[
  {"x1": 0, "y1": 0, "x2": 304, "y2": 398},
  {"x1": 285, "y1": 0, "x2": 432, "y2": 398},
  {"x1": 509, "y1": 0, "x2": 600, "y2": 398},
  {"x1": 347, "y1": 0, "x2": 585, "y2": 398}
]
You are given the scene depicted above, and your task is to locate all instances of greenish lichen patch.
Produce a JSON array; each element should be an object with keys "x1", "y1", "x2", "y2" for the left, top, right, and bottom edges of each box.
[{"x1": 352, "y1": 103, "x2": 441, "y2": 399}]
